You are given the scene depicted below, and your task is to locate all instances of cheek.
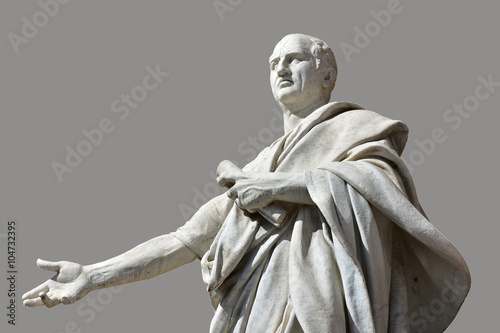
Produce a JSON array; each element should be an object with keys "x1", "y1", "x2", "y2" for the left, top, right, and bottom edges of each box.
[{"x1": 270, "y1": 74, "x2": 277, "y2": 88}]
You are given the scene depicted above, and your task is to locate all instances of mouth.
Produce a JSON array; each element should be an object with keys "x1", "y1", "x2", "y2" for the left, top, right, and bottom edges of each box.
[{"x1": 278, "y1": 79, "x2": 293, "y2": 87}]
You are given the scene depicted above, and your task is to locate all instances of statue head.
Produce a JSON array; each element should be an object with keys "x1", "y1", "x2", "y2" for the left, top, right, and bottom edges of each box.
[{"x1": 269, "y1": 34, "x2": 337, "y2": 112}]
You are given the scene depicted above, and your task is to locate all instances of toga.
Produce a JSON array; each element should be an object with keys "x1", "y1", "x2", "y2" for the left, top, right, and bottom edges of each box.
[{"x1": 174, "y1": 101, "x2": 471, "y2": 333}]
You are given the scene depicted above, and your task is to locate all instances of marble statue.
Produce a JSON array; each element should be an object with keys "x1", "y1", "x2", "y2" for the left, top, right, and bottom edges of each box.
[{"x1": 23, "y1": 33, "x2": 471, "y2": 332}]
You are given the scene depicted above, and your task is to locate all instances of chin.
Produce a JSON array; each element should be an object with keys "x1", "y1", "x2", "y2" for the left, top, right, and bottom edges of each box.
[{"x1": 275, "y1": 89, "x2": 300, "y2": 105}]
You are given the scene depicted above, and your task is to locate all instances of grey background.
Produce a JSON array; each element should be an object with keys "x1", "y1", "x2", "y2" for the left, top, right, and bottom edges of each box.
[{"x1": 1, "y1": 0, "x2": 497, "y2": 332}]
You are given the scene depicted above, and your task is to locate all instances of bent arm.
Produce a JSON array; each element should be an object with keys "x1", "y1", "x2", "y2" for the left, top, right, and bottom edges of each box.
[
  {"x1": 217, "y1": 160, "x2": 314, "y2": 211},
  {"x1": 85, "y1": 233, "x2": 197, "y2": 290},
  {"x1": 271, "y1": 172, "x2": 314, "y2": 205}
]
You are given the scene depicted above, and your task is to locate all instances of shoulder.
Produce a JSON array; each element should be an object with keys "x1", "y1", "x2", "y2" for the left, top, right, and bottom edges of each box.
[{"x1": 323, "y1": 103, "x2": 409, "y2": 155}]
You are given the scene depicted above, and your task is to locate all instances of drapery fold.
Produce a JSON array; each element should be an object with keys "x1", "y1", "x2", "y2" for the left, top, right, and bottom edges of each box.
[{"x1": 193, "y1": 102, "x2": 470, "y2": 332}]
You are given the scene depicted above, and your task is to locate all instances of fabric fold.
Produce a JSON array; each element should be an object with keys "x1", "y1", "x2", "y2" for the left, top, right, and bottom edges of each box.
[{"x1": 192, "y1": 101, "x2": 470, "y2": 332}]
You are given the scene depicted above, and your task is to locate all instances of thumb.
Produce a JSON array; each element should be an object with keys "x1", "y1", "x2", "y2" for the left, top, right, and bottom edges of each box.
[{"x1": 37, "y1": 259, "x2": 62, "y2": 272}]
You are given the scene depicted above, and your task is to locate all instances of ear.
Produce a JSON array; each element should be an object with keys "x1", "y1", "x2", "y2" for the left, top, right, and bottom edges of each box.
[{"x1": 322, "y1": 69, "x2": 336, "y2": 88}]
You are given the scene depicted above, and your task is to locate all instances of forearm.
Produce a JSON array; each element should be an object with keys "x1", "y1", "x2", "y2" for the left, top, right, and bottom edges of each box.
[
  {"x1": 83, "y1": 233, "x2": 197, "y2": 291},
  {"x1": 273, "y1": 172, "x2": 314, "y2": 206}
]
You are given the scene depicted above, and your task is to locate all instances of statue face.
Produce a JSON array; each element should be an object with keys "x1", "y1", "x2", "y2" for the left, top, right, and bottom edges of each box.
[{"x1": 269, "y1": 36, "x2": 327, "y2": 110}]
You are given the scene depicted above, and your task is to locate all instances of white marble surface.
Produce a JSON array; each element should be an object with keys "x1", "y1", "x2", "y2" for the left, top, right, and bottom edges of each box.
[
  {"x1": 22, "y1": 34, "x2": 470, "y2": 332},
  {"x1": 3, "y1": 2, "x2": 497, "y2": 332}
]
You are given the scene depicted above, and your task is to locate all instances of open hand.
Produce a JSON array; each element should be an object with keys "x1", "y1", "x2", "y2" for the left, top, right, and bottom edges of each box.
[{"x1": 22, "y1": 259, "x2": 92, "y2": 308}]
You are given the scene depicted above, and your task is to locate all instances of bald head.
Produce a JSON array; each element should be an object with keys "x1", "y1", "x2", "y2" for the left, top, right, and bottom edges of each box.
[{"x1": 271, "y1": 34, "x2": 338, "y2": 94}]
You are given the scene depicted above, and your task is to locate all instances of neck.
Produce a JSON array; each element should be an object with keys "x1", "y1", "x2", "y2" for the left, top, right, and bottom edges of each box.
[{"x1": 280, "y1": 95, "x2": 330, "y2": 133}]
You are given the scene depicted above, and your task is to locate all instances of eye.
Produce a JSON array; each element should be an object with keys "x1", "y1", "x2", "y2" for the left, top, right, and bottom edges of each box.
[
  {"x1": 290, "y1": 57, "x2": 301, "y2": 64},
  {"x1": 270, "y1": 61, "x2": 278, "y2": 70}
]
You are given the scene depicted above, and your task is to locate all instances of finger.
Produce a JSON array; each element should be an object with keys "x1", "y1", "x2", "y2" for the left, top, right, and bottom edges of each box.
[
  {"x1": 49, "y1": 289, "x2": 75, "y2": 306},
  {"x1": 60, "y1": 291, "x2": 80, "y2": 305},
  {"x1": 218, "y1": 170, "x2": 245, "y2": 186},
  {"x1": 227, "y1": 188, "x2": 238, "y2": 200},
  {"x1": 234, "y1": 198, "x2": 242, "y2": 208},
  {"x1": 22, "y1": 284, "x2": 49, "y2": 301},
  {"x1": 37, "y1": 259, "x2": 62, "y2": 272},
  {"x1": 235, "y1": 197, "x2": 256, "y2": 213},
  {"x1": 234, "y1": 199, "x2": 256, "y2": 214},
  {"x1": 40, "y1": 291, "x2": 60, "y2": 309},
  {"x1": 23, "y1": 297, "x2": 44, "y2": 307}
]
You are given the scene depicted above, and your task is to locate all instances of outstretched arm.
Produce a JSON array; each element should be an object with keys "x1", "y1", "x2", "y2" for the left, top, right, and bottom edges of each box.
[
  {"x1": 86, "y1": 233, "x2": 197, "y2": 288},
  {"x1": 22, "y1": 234, "x2": 197, "y2": 308}
]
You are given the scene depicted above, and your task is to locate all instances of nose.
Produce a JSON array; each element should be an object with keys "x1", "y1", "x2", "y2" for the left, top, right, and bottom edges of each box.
[{"x1": 276, "y1": 59, "x2": 291, "y2": 77}]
